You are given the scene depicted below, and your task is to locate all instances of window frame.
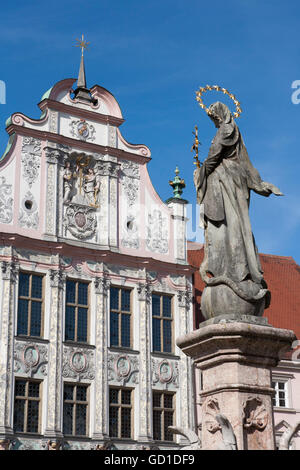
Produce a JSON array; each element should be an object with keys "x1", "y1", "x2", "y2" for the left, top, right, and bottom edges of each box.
[
  {"x1": 65, "y1": 279, "x2": 90, "y2": 344},
  {"x1": 152, "y1": 390, "x2": 175, "y2": 442},
  {"x1": 13, "y1": 378, "x2": 42, "y2": 434},
  {"x1": 272, "y1": 379, "x2": 290, "y2": 408},
  {"x1": 109, "y1": 386, "x2": 133, "y2": 439},
  {"x1": 151, "y1": 293, "x2": 174, "y2": 354},
  {"x1": 109, "y1": 286, "x2": 132, "y2": 349},
  {"x1": 63, "y1": 382, "x2": 90, "y2": 437},
  {"x1": 17, "y1": 271, "x2": 45, "y2": 338}
]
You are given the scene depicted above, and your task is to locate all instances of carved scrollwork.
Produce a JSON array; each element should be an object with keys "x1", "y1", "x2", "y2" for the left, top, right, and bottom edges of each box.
[
  {"x1": 203, "y1": 398, "x2": 222, "y2": 434},
  {"x1": 242, "y1": 396, "x2": 268, "y2": 431},
  {"x1": 152, "y1": 358, "x2": 179, "y2": 388},
  {"x1": 63, "y1": 204, "x2": 97, "y2": 240},
  {"x1": 21, "y1": 137, "x2": 42, "y2": 187},
  {"x1": 108, "y1": 353, "x2": 139, "y2": 385},
  {"x1": 62, "y1": 346, "x2": 95, "y2": 381},
  {"x1": 14, "y1": 341, "x2": 48, "y2": 377},
  {"x1": 146, "y1": 210, "x2": 169, "y2": 254},
  {"x1": 0, "y1": 176, "x2": 13, "y2": 224}
]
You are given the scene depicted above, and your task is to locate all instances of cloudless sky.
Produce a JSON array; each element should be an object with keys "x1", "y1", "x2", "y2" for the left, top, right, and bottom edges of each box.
[{"x1": 0, "y1": 0, "x2": 299, "y2": 263}]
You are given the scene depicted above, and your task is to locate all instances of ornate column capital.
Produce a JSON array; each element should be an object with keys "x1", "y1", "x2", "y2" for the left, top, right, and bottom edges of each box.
[
  {"x1": 94, "y1": 276, "x2": 111, "y2": 295},
  {"x1": 137, "y1": 282, "x2": 152, "y2": 302},
  {"x1": 49, "y1": 269, "x2": 66, "y2": 289},
  {"x1": 177, "y1": 288, "x2": 193, "y2": 309},
  {"x1": 1, "y1": 261, "x2": 19, "y2": 283}
]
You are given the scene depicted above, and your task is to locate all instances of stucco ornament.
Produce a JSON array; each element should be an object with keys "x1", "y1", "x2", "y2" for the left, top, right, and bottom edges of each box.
[
  {"x1": 193, "y1": 100, "x2": 283, "y2": 319},
  {"x1": 63, "y1": 204, "x2": 97, "y2": 239},
  {"x1": 14, "y1": 342, "x2": 48, "y2": 377},
  {"x1": 18, "y1": 191, "x2": 39, "y2": 229},
  {"x1": 62, "y1": 346, "x2": 95, "y2": 381},
  {"x1": 0, "y1": 176, "x2": 13, "y2": 223},
  {"x1": 108, "y1": 353, "x2": 139, "y2": 385},
  {"x1": 21, "y1": 137, "x2": 42, "y2": 187},
  {"x1": 152, "y1": 359, "x2": 179, "y2": 388},
  {"x1": 120, "y1": 160, "x2": 140, "y2": 206},
  {"x1": 146, "y1": 209, "x2": 169, "y2": 254}
]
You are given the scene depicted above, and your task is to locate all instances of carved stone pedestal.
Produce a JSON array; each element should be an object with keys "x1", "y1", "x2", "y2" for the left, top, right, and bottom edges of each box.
[{"x1": 177, "y1": 318, "x2": 296, "y2": 450}]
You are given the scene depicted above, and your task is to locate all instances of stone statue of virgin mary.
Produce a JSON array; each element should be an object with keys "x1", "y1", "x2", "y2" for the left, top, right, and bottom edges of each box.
[{"x1": 194, "y1": 101, "x2": 283, "y2": 320}]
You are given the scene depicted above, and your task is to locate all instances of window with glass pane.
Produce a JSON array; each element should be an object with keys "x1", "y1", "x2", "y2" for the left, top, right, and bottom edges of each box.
[
  {"x1": 152, "y1": 391, "x2": 174, "y2": 442},
  {"x1": 152, "y1": 294, "x2": 173, "y2": 353},
  {"x1": 65, "y1": 280, "x2": 89, "y2": 343},
  {"x1": 17, "y1": 272, "x2": 44, "y2": 337},
  {"x1": 63, "y1": 383, "x2": 89, "y2": 436},
  {"x1": 272, "y1": 381, "x2": 289, "y2": 408},
  {"x1": 13, "y1": 379, "x2": 41, "y2": 433},
  {"x1": 109, "y1": 388, "x2": 132, "y2": 439},
  {"x1": 110, "y1": 287, "x2": 132, "y2": 348}
]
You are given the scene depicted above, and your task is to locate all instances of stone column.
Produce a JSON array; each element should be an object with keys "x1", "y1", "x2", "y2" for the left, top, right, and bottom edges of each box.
[
  {"x1": 92, "y1": 276, "x2": 110, "y2": 442},
  {"x1": 177, "y1": 319, "x2": 296, "y2": 450},
  {"x1": 137, "y1": 282, "x2": 153, "y2": 443},
  {"x1": 166, "y1": 198, "x2": 188, "y2": 264},
  {"x1": 0, "y1": 261, "x2": 19, "y2": 437},
  {"x1": 44, "y1": 269, "x2": 65, "y2": 439}
]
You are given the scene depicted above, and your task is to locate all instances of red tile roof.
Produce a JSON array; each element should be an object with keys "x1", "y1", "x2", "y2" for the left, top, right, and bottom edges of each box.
[{"x1": 187, "y1": 243, "x2": 300, "y2": 340}]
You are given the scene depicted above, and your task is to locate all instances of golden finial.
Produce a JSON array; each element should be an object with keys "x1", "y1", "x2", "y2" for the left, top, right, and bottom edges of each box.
[
  {"x1": 191, "y1": 125, "x2": 201, "y2": 168},
  {"x1": 75, "y1": 34, "x2": 90, "y2": 56}
]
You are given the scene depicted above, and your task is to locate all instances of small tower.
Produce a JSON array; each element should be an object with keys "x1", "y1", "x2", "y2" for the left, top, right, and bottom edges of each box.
[{"x1": 166, "y1": 167, "x2": 188, "y2": 264}]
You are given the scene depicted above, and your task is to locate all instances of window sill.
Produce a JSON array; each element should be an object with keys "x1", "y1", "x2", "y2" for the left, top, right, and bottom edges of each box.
[
  {"x1": 273, "y1": 407, "x2": 296, "y2": 414},
  {"x1": 63, "y1": 341, "x2": 95, "y2": 349},
  {"x1": 151, "y1": 351, "x2": 180, "y2": 360},
  {"x1": 15, "y1": 335, "x2": 49, "y2": 344},
  {"x1": 109, "y1": 346, "x2": 140, "y2": 355}
]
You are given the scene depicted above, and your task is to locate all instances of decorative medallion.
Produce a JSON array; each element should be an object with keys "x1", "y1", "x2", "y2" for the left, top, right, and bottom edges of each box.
[
  {"x1": 69, "y1": 119, "x2": 96, "y2": 142},
  {"x1": 23, "y1": 345, "x2": 40, "y2": 369},
  {"x1": 70, "y1": 351, "x2": 87, "y2": 374}
]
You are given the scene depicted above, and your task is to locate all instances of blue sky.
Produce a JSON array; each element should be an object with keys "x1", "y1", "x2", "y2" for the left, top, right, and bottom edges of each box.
[{"x1": 0, "y1": 0, "x2": 299, "y2": 263}]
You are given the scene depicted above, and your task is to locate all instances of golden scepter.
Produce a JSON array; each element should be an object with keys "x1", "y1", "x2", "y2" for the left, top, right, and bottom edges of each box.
[{"x1": 191, "y1": 125, "x2": 201, "y2": 168}]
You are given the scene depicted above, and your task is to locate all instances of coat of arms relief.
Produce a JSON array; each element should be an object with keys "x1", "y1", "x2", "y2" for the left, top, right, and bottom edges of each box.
[{"x1": 63, "y1": 154, "x2": 101, "y2": 240}]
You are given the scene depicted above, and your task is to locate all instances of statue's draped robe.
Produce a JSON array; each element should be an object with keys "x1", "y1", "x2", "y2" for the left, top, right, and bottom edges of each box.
[{"x1": 194, "y1": 102, "x2": 270, "y2": 290}]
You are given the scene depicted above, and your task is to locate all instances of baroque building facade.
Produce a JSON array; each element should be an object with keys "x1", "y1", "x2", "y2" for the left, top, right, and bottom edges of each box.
[{"x1": 0, "y1": 67, "x2": 195, "y2": 450}]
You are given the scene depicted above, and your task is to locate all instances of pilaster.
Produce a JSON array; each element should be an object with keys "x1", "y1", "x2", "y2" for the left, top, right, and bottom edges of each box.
[
  {"x1": 44, "y1": 269, "x2": 65, "y2": 439},
  {"x1": 137, "y1": 281, "x2": 153, "y2": 442},
  {"x1": 0, "y1": 261, "x2": 19, "y2": 437},
  {"x1": 92, "y1": 276, "x2": 110, "y2": 441}
]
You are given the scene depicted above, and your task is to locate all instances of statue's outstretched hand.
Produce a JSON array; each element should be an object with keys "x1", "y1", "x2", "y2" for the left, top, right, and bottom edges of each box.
[{"x1": 261, "y1": 181, "x2": 284, "y2": 196}]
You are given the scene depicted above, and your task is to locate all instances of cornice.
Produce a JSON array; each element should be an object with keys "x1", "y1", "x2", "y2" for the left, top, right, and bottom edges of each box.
[
  {"x1": 0, "y1": 232, "x2": 196, "y2": 277},
  {"x1": 38, "y1": 98, "x2": 125, "y2": 127},
  {"x1": 5, "y1": 124, "x2": 151, "y2": 164}
]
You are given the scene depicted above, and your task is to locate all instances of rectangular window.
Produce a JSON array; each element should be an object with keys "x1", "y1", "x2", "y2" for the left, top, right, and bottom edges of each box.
[
  {"x1": 65, "y1": 280, "x2": 89, "y2": 343},
  {"x1": 63, "y1": 383, "x2": 89, "y2": 436},
  {"x1": 110, "y1": 287, "x2": 132, "y2": 348},
  {"x1": 17, "y1": 272, "x2": 44, "y2": 337},
  {"x1": 272, "y1": 380, "x2": 289, "y2": 408},
  {"x1": 152, "y1": 294, "x2": 173, "y2": 353},
  {"x1": 13, "y1": 379, "x2": 41, "y2": 433},
  {"x1": 109, "y1": 387, "x2": 132, "y2": 439},
  {"x1": 153, "y1": 391, "x2": 175, "y2": 442}
]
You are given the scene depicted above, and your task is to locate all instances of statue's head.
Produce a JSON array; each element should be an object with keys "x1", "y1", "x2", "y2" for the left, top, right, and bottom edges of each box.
[{"x1": 208, "y1": 102, "x2": 233, "y2": 127}]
